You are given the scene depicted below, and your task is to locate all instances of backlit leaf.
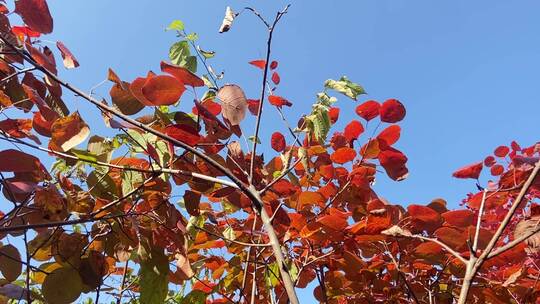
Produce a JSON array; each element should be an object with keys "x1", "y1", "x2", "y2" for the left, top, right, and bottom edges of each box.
[
  {"x1": 377, "y1": 125, "x2": 401, "y2": 146},
  {"x1": 271, "y1": 132, "x2": 286, "y2": 152},
  {"x1": 330, "y1": 147, "x2": 356, "y2": 164},
  {"x1": 142, "y1": 75, "x2": 185, "y2": 106},
  {"x1": 160, "y1": 61, "x2": 204, "y2": 87},
  {"x1": 344, "y1": 120, "x2": 364, "y2": 141},
  {"x1": 139, "y1": 248, "x2": 169, "y2": 304},
  {"x1": 15, "y1": 0, "x2": 53, "y2": 34},
  {"x1": 217, "y1": 84, "x2": 247, "y2": 126},
  {"x1": 49, "y1": 112, "x2": 90, "y2": 152},
  {"x1": 42, "y1": 267, "x2": 83, "y2": 304},
  {"x1": 324, "y1": 76, "x2": 365, "y2": 100},
  {"x1": 380, "y1": 99, "x2": 406, "y2": 123},
  {"x1": 0, "y1": 245, "x2": 21, "y2": 282},
  {"x1": 249, "y1": 60, "x2": 266, "y2": 69},
  {"x1": 452, "y1": 162, "x2": 483, "y2": 179},
  {"x1": 268, "y1": 95, "x2": 292, "y2": 108},
  {"x1": 56, "y1": 41, "x2": 79, "y2": 69}
]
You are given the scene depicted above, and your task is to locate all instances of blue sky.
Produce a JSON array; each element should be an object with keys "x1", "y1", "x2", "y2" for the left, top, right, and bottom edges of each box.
[
  {"x1": 46, "y1": 0, "x2": 540, "y2": 207},
  {"x1": 7, "y1": 0, "x2": 540, "y2": 301}
]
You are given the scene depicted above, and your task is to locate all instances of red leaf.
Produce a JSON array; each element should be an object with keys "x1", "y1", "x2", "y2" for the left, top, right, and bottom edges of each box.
[
  {"x1": 249, "y1": 60, "x2": 266, "y2": 69},
  {"x1": 164, "y1": 124, "x2": 201, "y2": 146},
  {"x1": 141, "y1": 75, "x2": 185, "y2": 106},
  {"x1": 379, "y1": 147, "x2": 408, "y2": 181},
  {"x1": 408, "y1": 205, "x2": 441, "y2": 224},
  {"x1": 184, "y1": 190, "x2": 201, "y2": 216},
  {"x1": 380, "y1": 99, "x2": 406, "y2": 123},
  {"x1": 441, "y1": 210, "x2": 474, "y2": 227},
  {"x1": 377, "y1": 125, "x2": 401, "y2": 146},
  {"x1": 268, "y1": 95, "x2": 292, "y2": 108},
  {"x1": 0, "y1": 149, "x2": 42, "y2": 172},
  {"x1": 494, "y1": 145, "x2": 510, "y2": 158},
  {"x1": 15, "y1": 0, "x2": 53, "y2": 34},
  {"x1": 328, "y1": 107, "x2": 340, "y2": 124},
  {"x1": 452, "y1": 162, "x2": 482, "y2": 179},
  {"x1": 130, "y1": 77, "x2": 155, "y2": 106},
  {"x1": 12, "y1": 26, "x2": 40, "y2": 40},
  {"x1": 192, "y1": 99, "x2": 221, "y2": 116},
  {"x1": 160, "y1": 61, "x2": 204, "y2": 87},
  {"x1": 56, "y1": 41, "x2": 79, "y2": 69},
  {"x1": 193, "y1": 100, "x2": 229, "y2": 130},
  {"x1": 247, "y1": 99, "x2": 260, "y2": 115},
  {"x1": 271, "y1": 132, "x2": 286, "y2": 152},
  {"x1": 355, "y1": 100, "x2": 380, "y2": 121},
  {"x1": 490, "y1": 164, "x2": 504, "y2": 176},
  {"x1": 270, "y1": 61, "x2": 278, "y2": 70},
  {"x1": 343, "y1": 120, "x2": 364, "y2": 141},
  {"x1": 271, "y1": 72, "x2": 280, "y2": 85},
  {"x1": 330, "y1": 147, "x2": 356, "y2": 164},
  {"x1": 484, "y1": 156, "x2": 496, "y2": 167}
]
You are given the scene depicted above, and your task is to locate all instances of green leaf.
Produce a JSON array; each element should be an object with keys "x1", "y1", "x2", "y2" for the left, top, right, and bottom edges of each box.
[
  {"x1": 248, "y1": 136, "x2": 261, "y2": 144},
  {"x1": 184, "y1": 55, "x2": 197, "y2": 73},
  {"x1": 139, "y1": 248, "x2": 169, "y2": 304},
  {"x1": 169, "y1": 41, "x2": 197, "y2": 73},
  {"x1": 121, "y1": 170, "x2": 143, "y2": 196},
  {"x1": 197, "y1": 46, "x2": 215, "y2": 59},
  {"x1": 324, "y1": 76, "x2": 366, "y2": 100},
  {"x1": 87, "y1": 170, "x2": 118, "y2": 200},
  {"x1": 169, "y1": 41, "x2": 191, "y2": 66},
  {"x1": 266, "y1": 262, "x2": 280, "y2": 287},
  {"x1": 181, "y1": 291, "x2": 207, "y2": 304},
  {"x1": 186, "y1": 32, "x2": 198, "y2": 41},
  {"x1": 71, "y1": 149, "x2": 98, "y2": 163},
  {"x1": 87, "y1": 135, "x2": 114, "y2": 163},
  {"x1": 166, "y1": 20, "x2": 184, "y2": 32},
  {"x1": 223, "y1": 226, "x2": 236, "y2": 241}
]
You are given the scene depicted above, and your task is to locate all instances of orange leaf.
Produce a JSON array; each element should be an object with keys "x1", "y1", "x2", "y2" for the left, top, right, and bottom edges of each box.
[
  {"x1": 344, "y1": 120, "x2": 364, "y2": 141},
  {"x1": 130, "y1": 76, "x2": 158, "y2": 106},
  {"x1": 408, "y1": 205, "x2": 441, "y2": 225},
  {"x1": 270, "y1": 60, "x2": 278, "y2": 70},
  {"x1": 359, "y1": 139, "x2": 380, "y2": 159},
  {"x1": 56, "y1": 41, "x2": 79, "y2": 69},
  {"x1": 108, "y1": 69, "x2": 144, "y2": 115},
  {"x1": 452, "y1": 162, "x2": 482, "y2": 179},
  {"x1": 355, "y1": 100, "x2": 380, "y2": 121},
  {"x1": 271, "y1": 132, "x2": 286, "y2": 152},
  {"x1": 160, "y1": 61, "x2": 204, "y2": 87},
  {"x1": 442, "y1": 209, "x2": 474, "y2": 227},
  {"x1": 330, "y1": 147, "x2": 356, "y2": 164},
  {"x1": 141, "y1": 75, "x2": 185, "y2": 106},
  {"x1": 379, "y1": 99, "x2": 406, "y2": 123},
  {"x1": 298, "y1": 191, "x2": 325, "y2": 210},
  {"x1": 15, "y1": 0, "x2": 53, "y2": 34},
  {"x1": 268, "y1": 95, "x2": 292, "y2": 108},
  {"x1": 12, "y1": 26, "x2": 40, "y2": 40},
  {"x1": 49, "y1": 112, "x2": 90, "y2": 152},
  {"x1": 249, "y1": 60, "x2": 266, "y2": 69},
  {"x1": 377, "y1": 125, "x2": 401, "y2": 146}
]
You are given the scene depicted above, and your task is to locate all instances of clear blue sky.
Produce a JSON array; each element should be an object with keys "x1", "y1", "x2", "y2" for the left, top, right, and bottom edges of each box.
[
  {"x1": 46, "y1": 0, "x2": 540, "y2": 207},
  {"x1": 15, "y1": 0, "x2": 540, "y2": 301}
]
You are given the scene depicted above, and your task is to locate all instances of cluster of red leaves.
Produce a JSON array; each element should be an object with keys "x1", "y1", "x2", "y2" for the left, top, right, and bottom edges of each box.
[{"x1": 0, "y1": 1, "x2": 539, "y2": 304}]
